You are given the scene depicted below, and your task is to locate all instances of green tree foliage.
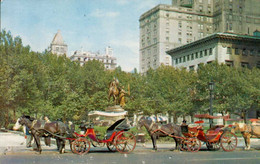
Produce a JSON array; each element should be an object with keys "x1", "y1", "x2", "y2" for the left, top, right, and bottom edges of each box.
[{"x1": 0, "y1": 31, "x2": 259, "y2": 128}]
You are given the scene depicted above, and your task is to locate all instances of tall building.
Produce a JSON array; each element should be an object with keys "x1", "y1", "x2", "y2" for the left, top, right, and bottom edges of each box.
[
  {"x1": 139, "y1": 0, "x2": 260, "y2": 73},
  {"x1": 70, "y1": 46, "x2": 117, "y2": 70},
  {"x1": 167, "y1": 32, "x2": 260, "y2": 71},
  {"x1": 50, "y1": 30, "x2": 68, "y2": 56}
]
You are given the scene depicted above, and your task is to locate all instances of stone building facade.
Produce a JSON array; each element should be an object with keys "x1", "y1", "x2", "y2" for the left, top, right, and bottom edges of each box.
[
  {"x1": 166, "y1": 32, "x2": 260, "y2": 71},
  {"x1": 139, "y1": 0, "x2": 260, "y2": 73},
  {"x1": 50, "y1": 30, "x2": 68, "y2": 56},
  {"x1": 70, "y1": 46, "x2": 117, "y2": 70}
]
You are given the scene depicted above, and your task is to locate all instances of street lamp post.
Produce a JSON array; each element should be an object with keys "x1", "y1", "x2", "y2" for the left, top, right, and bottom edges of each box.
[{"x1": 209, "y1": 81, "x2": 214, "y2": 128}]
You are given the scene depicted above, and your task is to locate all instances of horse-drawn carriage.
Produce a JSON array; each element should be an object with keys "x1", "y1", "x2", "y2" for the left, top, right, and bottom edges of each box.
[
  {"x1": 14, "y1": 116, "x2": 136, "y2": 154},
  {"x1": 180, "y1": 114, "x2": 237, "y2": 152},
  {"x1": 71, "y1": 118, "x2": 136, "y2": 154},
  {"x1": 138, "y1": 114, "x2": 237, "y2": 152}
]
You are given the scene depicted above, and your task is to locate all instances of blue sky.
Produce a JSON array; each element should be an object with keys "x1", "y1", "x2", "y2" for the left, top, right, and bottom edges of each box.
[{"x1": 1, "y1": 0, "x2": 171, "y2": 72}]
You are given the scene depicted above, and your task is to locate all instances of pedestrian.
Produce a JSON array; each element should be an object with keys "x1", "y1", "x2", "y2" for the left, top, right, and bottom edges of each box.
[
  {"x1": 44, "y1": 115, "x2": 51, "y2": 123},
  {"x1": 23, "y1": 125, "x2": 33, "y2": 148}
]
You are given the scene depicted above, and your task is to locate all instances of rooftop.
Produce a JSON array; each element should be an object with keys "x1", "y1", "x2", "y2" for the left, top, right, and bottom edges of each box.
[
  {"x1": 51, "y1": 30, "x2": 67, "y2": 45},
  {"x1": 167, "y1": 32, "x2": 260, "y2": 54}
]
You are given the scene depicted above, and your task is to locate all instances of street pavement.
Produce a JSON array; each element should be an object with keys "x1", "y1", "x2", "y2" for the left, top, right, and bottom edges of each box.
[{"x1": 0, "y1": 129, "x2": 259, "y2": 164}]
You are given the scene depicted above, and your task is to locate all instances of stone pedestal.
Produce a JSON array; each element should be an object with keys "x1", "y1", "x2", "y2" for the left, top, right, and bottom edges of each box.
[{"x1": 105, "y1": 105, "x2": 124, "y2": 112}]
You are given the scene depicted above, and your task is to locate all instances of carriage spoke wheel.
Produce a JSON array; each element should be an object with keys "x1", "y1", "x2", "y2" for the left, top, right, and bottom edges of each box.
[
  {"x1": 206, "y1": 142, "x2": 220, "y2": 151},
  {"x1": 72, "y1": 138, "x2": 91, "y2": 155},
  {"x1": 220, "y1": 131, "x2": 237, "y2": 152},
  {"x1": 107, "y1": 142, "x2": 117, "y2": 152},
  {"x1": 186, "y1": 138, "x2": 201, "y2": 152},
  {"x1": 114, "y1": 131, "x2": 136, "y2": 154},
  {"x1": 70, "y1": 140, "x2": 76, "y2": 153},
  {"x1": 179, "y1": 139, "x2": 191, "y2": 152}
]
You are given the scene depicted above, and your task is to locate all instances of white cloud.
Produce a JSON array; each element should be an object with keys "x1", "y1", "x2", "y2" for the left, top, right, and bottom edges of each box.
[{"x1": 90, "y1": 9, "x2": 120, "y2": 18}]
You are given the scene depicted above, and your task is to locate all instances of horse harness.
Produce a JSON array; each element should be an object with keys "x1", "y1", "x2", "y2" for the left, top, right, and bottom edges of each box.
[
  {"x1": 149, "y1": 123, "x2": 163, "y2": 135},
  {"x1": 31, "y1": 120, "x2": 50, "y2": 137}
]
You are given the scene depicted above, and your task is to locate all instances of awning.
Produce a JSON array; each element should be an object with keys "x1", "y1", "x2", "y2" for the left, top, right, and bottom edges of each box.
[
  {"x1": 148, "y1": 116, "x2": 167, "y2": 122},
  {"x1": 194, "y1": 114, "x2": 229, "y2": 119},
  {"x1": 88, "y1": 110, "x2": 128, "y2": 117}
]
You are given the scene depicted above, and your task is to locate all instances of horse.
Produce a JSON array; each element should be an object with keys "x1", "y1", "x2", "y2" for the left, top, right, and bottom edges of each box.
[
  {"x1": 108, "y1": 79, "x2": 120, "y2": 105},
  {"x1": 13, "y1": 116, "x2": 68, "y2": 154},
  {"x1": 137, "y1": 116, "x2": 182, "y2": 150},
  {"x1": 231, "y1": 122, "x2": 260, "y2": 150}
]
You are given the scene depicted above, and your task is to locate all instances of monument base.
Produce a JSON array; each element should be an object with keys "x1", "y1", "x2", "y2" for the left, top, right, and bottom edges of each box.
[{"x1": 105, "y1": 105, "x2": 124, "y2": 112}]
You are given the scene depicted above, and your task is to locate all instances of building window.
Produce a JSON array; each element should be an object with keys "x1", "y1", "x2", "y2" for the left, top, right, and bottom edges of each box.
[
  {"x1": 249, "y1": 50, "x2": 254, "y2": 56},
  {"x1": 209, "y1": 48, "x2": 213, "y2": 55},
  {"x1": 227, "y1": 47, "x2": 232, "y2": 54},
  {"x1": 200, "y1": 51, "x2": 203, "y2": 58},
  {"x1": 178, "y1": 22, "x2": 182, "y2": 28},
  {"x1": 241, "y1": 62, "x2": 249, "y2": 68},
  {"x1": 187, "y1": 55, "x2": 190, "y2": 61},
  {"x1": 229, "y1": 23, "x2": 232, "y2": 31},
  {"x1": 175, "y1": 59, "x2": 178, "y2": 64},
  {"x1": 191, "y1": 53, "x2": 194, "y2": 60},
  {"x1": 195, "y1": 52, "x2": 199, "y2": 58},
  {"x1": 242, "y1": 48, "x2": 247, "y2": 56},
  {"x1": 199, "y1": 5, "x2": 203, "y2": 12},
  {"x1": 78, "y1": 57, "x2": 81, "y2": 61},
  {"x1": 235, "y1": 48, "x2": 240, "y2": 55},
  {"x1": 183, "y1": 56, "x2": 186, "y2": 62},
  {"x1": 56, "y1": 47, "x2": 59, "y2": 51},
  {"x1": 178, "y1": 38, "x2": 182, "y2": 43},
  {"x1": 189, "y1": 65, "x2": 195, "y2": 71},
  {"x1": 179, "y1": 57, "x2": 182, "y2": 63},
  {"x1": 225, "y1": 60, "x2": 233, "y2": 67},
  {"x1": 204, "y1": 50, "x2": 208, "y2": 56}
]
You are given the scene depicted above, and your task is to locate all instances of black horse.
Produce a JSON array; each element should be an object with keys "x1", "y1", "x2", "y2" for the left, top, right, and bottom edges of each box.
[
  {"x1": 137, "y1": 116, "x2": 182, "y2": 150},
  {"x1": 13, "y1": 116, "x2": 68, "y2": 154}
]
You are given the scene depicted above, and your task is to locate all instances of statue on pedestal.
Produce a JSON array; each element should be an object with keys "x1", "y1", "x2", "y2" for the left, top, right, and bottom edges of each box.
[{"x1": 108, "y1": 78, "x2": 130, "y2": 108}]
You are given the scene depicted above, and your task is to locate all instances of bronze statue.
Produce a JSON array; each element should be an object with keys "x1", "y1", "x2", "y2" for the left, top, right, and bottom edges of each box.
[{"x1": 108, "y1": 78, "x2": 130, "y2": 107}]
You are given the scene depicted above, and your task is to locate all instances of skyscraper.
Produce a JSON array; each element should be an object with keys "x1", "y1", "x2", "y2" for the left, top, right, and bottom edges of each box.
[{"x1": 139, "y1": 0, "x2": 260, "y2": 73}]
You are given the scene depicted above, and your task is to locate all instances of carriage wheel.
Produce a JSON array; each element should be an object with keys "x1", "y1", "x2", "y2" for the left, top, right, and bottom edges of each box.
[
  {"x1": 187, "y1": 138, "x2": 201, "y2": 152},
  {"x1": 220, "y1": 131, "x2": 237, "y2": 152},
  {"x1": 107, "y1": 142, "x2": 117, "y2": 152},
  {"x1": 72, "y1": 137, "x2": 91, "y2": 155},
  {"x1": 70, "y1": 140, "x2": 76, "y2": 153},
  {"x1": 206, "y1": 142, "x2": 220, "y2": 151},
  {"x1": 179, "y1": 139, "x2": 190, "y2": 151},
  {"x1": 114, "y1": 131, "x2": 136, "y2": 154}
]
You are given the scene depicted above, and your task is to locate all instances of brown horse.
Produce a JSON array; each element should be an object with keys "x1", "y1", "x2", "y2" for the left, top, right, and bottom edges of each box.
[
  {"x1": 231, "y1": 122, "x2": 260, "y2": 150},
  {"x1": 13, "y1": 116, "x2": 68, "y2": 154},
  {"x1": 137, "y1": 116, "x2": 182, "y2": 150}
]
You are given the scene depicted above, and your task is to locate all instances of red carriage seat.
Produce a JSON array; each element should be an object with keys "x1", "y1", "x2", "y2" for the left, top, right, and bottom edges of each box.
[{"x1": 206, "y1": 125, "x2": 224, "y2": 136}]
